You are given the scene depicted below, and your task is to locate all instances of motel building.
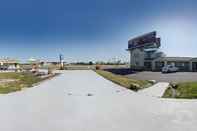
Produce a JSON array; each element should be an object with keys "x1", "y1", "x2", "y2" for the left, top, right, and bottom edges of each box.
[{"x1": 127, "y1": 31, "x2": 197, "y2": 72}]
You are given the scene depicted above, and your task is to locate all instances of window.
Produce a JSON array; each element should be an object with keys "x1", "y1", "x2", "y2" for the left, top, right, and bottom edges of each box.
[{"x1": 176, "y1": 62, "x2": 185, "y2": 67}]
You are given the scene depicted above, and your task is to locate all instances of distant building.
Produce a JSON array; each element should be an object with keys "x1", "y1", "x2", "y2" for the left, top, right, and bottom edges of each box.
[
  {"x1": 127, "y1": 31, "x2": 197, "y2": 72},
  {"x1": 0, "y1": 58, "x2": 20, "y2": 70}
]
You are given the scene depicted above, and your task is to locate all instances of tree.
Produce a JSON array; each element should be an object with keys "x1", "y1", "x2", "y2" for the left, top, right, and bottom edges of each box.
[{"x1": 89, "y1": 61, "x2": 93, "y2": 65}]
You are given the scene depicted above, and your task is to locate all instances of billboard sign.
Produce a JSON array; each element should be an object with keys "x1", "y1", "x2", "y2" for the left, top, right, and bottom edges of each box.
[{"x1": 128, "y1": 31, "x2": 160, "y2": 49}]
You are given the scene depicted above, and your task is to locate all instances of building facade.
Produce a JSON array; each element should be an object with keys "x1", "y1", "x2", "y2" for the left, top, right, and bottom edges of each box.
[{"x1": 128, "y1": 31, "x2": 197, "y2": 72}]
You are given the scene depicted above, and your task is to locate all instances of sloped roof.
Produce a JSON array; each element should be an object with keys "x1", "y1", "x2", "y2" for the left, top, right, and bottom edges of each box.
[{"x1": 0, "y1": 58, "x2": 19, "y2": 63}]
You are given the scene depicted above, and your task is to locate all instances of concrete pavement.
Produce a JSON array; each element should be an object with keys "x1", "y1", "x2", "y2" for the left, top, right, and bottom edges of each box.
[
  {"x1": 138, "y1": 82, "x2": 169, "y2": 97},
  {"x1": 0, "y1": 70, "x2": 197, "y2": 131}
]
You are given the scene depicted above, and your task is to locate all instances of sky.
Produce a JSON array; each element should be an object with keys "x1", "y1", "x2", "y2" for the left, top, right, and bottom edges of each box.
[{"x1": 0, "y1": 0, "x2": 197, "y2": 62}]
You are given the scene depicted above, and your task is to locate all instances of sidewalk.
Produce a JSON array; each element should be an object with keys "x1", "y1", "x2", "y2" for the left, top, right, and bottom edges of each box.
[{"x1": 138, "y1": 82, "x2": 169, "y2": 97}]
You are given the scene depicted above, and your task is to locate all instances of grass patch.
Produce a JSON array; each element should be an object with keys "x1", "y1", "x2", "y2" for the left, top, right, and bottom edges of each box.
[
  {"x1": 0, "y1": 72, "x2": 56, "y2": 94},
  {"x1": 162, "y1": 87, "x2": 172, "y2": 98},
  {"x1": 163, "y1": 82, "x2": 197, "y2": 99},
  {"x1": 95, "y1": 70, "x2": 150, "y2": 91}
]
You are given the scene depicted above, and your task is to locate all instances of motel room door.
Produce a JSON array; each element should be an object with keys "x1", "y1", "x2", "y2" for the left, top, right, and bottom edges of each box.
[{"x1": 192, "y1": 62, "x2": 197, "y2": 72}]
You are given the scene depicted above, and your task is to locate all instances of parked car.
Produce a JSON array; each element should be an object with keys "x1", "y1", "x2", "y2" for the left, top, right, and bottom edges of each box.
[
  {"x1": 7, "y1": 65, "x2": 16, "y2": 70},
  {"x1": 162, "y1": 65, "x2": 179, "y2": 73},
  {"x1": 0, "y1": 65, "x2": 8, "y2": 70}
]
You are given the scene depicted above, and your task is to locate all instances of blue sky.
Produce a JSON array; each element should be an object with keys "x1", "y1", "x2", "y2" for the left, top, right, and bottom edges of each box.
[{"x1": 0, "y1": 0, "x2": 197, "y2": 62}]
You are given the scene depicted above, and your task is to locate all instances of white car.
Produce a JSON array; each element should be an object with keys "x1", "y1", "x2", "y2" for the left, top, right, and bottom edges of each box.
[{"x1": 162, "y1": 65, "x2": 178, "y2": 73}]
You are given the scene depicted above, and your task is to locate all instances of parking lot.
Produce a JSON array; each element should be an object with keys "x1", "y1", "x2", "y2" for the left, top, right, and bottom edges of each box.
[{"x1": 126, "y1": 71, "x2": 197, "y2": 83}]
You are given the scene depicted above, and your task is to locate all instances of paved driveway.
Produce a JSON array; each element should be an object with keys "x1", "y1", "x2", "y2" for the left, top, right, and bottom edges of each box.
[
  {"x1": 0, "y1": 70, "x2": 197, "y2": 131},
  {"x1": 126, "y1": 71, "x2": 197, "y2": 82}
]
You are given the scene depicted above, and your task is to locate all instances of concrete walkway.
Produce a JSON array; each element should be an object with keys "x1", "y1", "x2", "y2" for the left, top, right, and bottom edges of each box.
[
  {"x1": 0, "y1": 70, "x2": 197, "y2": 131},
  {"x1": 138, "y1": 82, "x2": 169, "y2": 97}
]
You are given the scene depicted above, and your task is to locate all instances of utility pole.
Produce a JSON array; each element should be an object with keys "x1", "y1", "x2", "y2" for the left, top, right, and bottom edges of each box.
[{"x1": 59, "y1": 54, "x2": 64, "y2": 70}]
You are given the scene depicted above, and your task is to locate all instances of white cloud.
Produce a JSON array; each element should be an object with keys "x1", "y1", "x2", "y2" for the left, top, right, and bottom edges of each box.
[{"x1": 144, "y1": 16, "x2": 197, "y2": 57}]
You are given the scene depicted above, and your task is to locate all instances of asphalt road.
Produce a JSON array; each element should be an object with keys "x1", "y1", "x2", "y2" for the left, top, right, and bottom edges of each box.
[
  {"x1": 126, "y1": 71, "x2": 197, "y2": 83},
  {"x1": 0, "y1": 70, "x2": 197, "y2": 131}
]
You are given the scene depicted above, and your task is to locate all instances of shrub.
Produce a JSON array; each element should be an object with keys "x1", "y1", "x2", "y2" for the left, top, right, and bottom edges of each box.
[
  {"x1": 170, "y1": 82, "x2": 178, "y2": 89},
  {"x1": 129, "y1": 83, "x2": 140, "y2": 91},
  {"x1": 95, "y1": 65, "x2": 101, "y2": 70}
]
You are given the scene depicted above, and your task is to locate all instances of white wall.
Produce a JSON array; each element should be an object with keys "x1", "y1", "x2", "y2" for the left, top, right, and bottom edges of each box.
[{"x1": 130, "y1": 49, "x2": 145, "y2": 67}]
